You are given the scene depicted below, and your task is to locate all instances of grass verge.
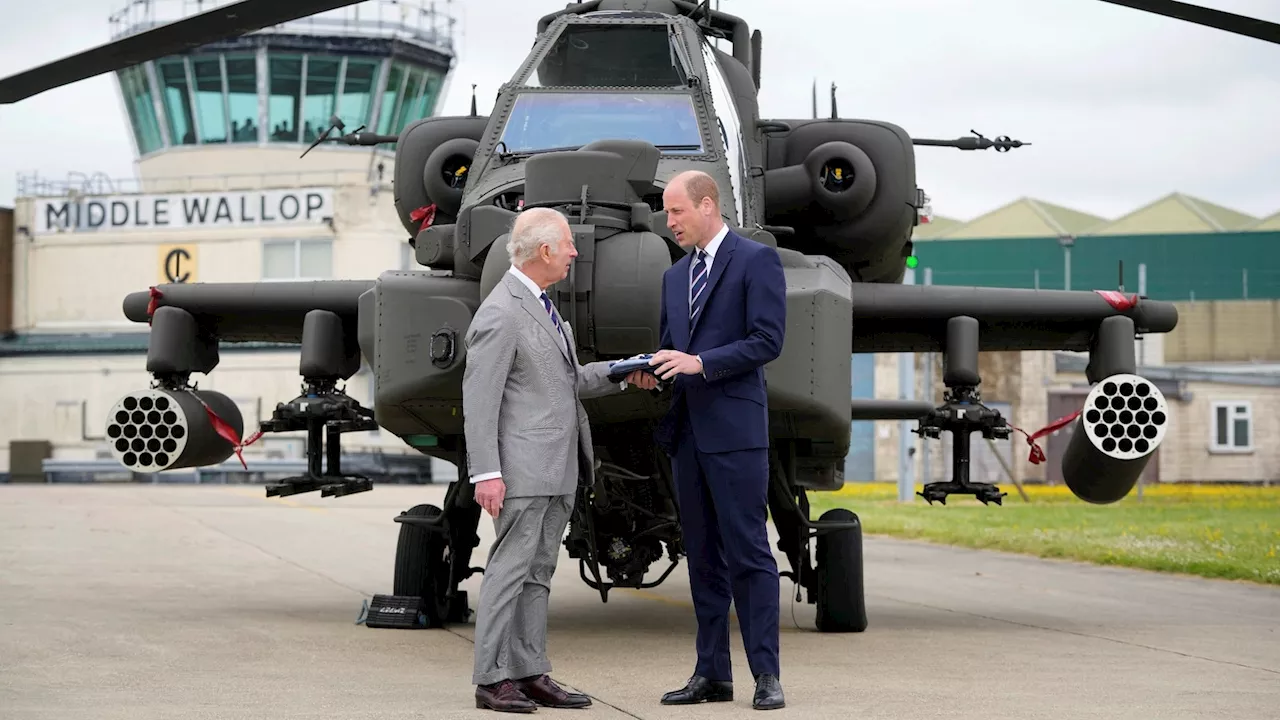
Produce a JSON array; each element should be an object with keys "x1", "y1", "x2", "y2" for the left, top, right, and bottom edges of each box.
[{"x1": 805, "y1": 482, "x2": 1280, "y2": 585}]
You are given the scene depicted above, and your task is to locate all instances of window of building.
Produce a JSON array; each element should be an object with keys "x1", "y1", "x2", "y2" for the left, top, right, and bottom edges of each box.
[
  {"x1": 157, "y1": 59, "x2": 198, "y2": 146},
  {"x1": 1210, "y1": 401, "x2": 1252, "y2": 452},
  {"x1": 191, "y1": 56, "x2": 229, "y2": 143},
  {"x1": 268, "y1": 54, "x2": 304, "y2": 142},
  {"x1": 117, "y1": 65, "x2": 164, "y2": 154},
  {"x1": 302, "y1": 55, "x2": 342, "y2": 143},
  {"x1": 338, "y1": 59, "x2": 380, "y2": 128},
  {"x1": 225, "y1": 55, "x2": 258, "y2": 142},
  {"x1": 394, "y1": 67, "x2": 427, "y2": 132},
  {"x1": 376, "y1": 63, "x2": 408, "y2": 136},
  {"x1": 262, "y1": 238, "x2": 333, "y2": 280}
]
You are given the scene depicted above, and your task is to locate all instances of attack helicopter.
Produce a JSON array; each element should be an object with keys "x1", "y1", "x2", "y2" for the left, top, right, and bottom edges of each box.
[{"x1": 3, "y1": 0, "x2": 1275, "y2": 633}]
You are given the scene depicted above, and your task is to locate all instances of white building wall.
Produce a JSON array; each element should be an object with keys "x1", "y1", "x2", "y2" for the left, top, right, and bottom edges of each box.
[
  {"x1": 12, "y1": 182, "x2": 407, "y2": 332},
  {"x1": 1, "y1": 146, "x2": 461, "y2": 479}
]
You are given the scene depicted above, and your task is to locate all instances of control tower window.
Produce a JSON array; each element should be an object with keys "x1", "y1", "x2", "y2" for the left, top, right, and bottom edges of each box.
[
  {"x1": 394, "y1": 67, "x2": 426, "y2": 134},
  {"x1": 499, "y1": 91, "x2": 703, "y2": 154},
  {"x1": 339, "y1": 59, "x2": 379, "y2": 128},
  {"x1": 157, "y1": 59, "x2": 197, "y2": 146},
  {"x1": 225, "y1": 56, "x2": 257, "y2": 142},
  {"x1": 118, "y1": 65, "x2": 163, "y2": 155},
  {"x1": 528, "y1": 24, "x2": 688, "y2": 88},
  {"x1": 191, "y1": 57, "x2": 227, "y2": 143},
  {"x1": 269, "y1": 55, "x2": 304, "y2": 142},
  {"x1": 303, "y1": 56, "x2": 342, "y2": 143},
  {"x1": 377, "y1": 63, "x2": 407, "y2": 136}
]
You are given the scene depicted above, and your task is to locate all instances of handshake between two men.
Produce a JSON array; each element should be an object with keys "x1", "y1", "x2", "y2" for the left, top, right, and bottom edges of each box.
[{"x1": 471, "y1": 348, "x2": 695, "y2": 519}]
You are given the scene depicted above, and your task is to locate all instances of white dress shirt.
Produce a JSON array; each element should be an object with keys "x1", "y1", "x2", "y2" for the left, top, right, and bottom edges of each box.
[
  {"x1": 690, "y1": 223, "x2": 728, "y2": 309},
  {"x1": 687, "y1": 223, "x2": 727, "y2": 377},
  {"x1": 507, "y1": 264, "x2": 544, "y2": 301}
]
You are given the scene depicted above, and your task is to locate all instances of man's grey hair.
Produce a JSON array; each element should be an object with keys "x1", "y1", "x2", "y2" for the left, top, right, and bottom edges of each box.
[{"x1": 506, "y1": 207, "x2": 569, "y2": 266}]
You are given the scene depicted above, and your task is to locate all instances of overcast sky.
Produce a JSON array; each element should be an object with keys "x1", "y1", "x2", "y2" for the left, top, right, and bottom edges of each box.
[{"x1": 1, "y1": 0, "x2": 1277, "y2": 222}]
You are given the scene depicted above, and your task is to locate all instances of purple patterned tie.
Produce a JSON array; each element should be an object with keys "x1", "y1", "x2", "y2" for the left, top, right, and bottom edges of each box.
[
  {"x1": 541, "y1": 291, "x2": 568, "y2": 352},
  {"x1": 689, "y1": 249, "x2": 708, "y2": 321}
]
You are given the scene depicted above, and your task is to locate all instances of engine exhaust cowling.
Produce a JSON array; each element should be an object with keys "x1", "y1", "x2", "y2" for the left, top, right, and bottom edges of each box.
[
  {"x1": 105, "y1": 388, "x2": 244, "y2": 473},
  {"x1": 1062, "y1": 373, "x2": 1170, "y2": 504}
]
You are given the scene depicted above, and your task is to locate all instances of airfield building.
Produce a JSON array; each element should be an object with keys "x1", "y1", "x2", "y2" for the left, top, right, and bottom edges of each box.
[
  {"x1": 0, "y1": 0, "x2": 458, "y2": 481},
  {"x1": 857, "y1": 195, "x2": 1280, "y2": 490}
]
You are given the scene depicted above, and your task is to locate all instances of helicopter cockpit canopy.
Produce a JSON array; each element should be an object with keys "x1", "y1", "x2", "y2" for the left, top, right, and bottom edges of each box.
[
  {"x1": 527, "y1": 16, "x2": 691, "y2": 88},
  {"x1": 496, "y1": 17, "x2": 708, "y2": 157}
]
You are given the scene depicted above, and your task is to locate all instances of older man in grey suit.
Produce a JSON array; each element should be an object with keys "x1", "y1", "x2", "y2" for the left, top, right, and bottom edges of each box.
[{"x1": 463, "y1": 207, "x2": 657, "y2": 712}]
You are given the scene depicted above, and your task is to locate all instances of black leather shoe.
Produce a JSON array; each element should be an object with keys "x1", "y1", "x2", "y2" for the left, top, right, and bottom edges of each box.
[
  {"x1": 660, "y1": 675, "x2": 733, "y2": 705},
  {"x1": 753, "y1": 674, "x2": 785, "y2": 710},
  {"x1": 475, "y1": 680, "x2": 538, "y2": 713}
]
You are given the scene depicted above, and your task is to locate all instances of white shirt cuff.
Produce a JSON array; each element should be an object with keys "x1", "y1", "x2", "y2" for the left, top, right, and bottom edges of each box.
[{"x1": 470, "y1": 471, "x2": 502, "y2": 484}]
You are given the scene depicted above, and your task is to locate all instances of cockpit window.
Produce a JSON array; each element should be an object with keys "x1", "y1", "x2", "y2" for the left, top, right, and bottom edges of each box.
[
  {"x1": 527, "y1": 24, "x2": 688, "y2": 88},
  {"x1": 498, "y1": 92, "x2": 704, "y2": 155}
]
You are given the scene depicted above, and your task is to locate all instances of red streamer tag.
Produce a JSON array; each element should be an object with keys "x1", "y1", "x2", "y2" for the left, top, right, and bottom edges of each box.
[
  {"x1": 1095, "y1": 289, "x2": 1138, "y2": 311},
  {"x1": 409, "y1": 203, "x2": 437, "y2": 231},
  {"x1": 1010, "y1": 409, "x2": 1082, "y2": 465},
  {"x1": 146, "y1": 287, "x2": 163, "y2": 324},
  {"x1": 186, "y1": 390, "x2": 263, "y2": 470}
]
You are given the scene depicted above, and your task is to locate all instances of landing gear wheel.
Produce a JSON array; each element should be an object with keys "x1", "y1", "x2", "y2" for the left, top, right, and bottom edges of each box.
[
  {"x1": 814, "y1": 508, "x2": 868, "y2": 633},
  {"x1": 393, "y1": 504, "x2": 468, "y2": 627}
]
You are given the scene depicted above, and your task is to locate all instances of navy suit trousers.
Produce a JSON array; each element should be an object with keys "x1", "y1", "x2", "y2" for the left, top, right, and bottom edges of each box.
[{"x1": 672, "y1": 427, "x2": 781, "y2": 682}]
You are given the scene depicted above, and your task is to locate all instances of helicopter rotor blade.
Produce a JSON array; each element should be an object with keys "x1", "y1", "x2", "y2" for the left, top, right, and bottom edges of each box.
[
  {"x1": 1093, "y1": 0, "x2": 1280, "y2": 45},
  {"x1": 0, "y1": 0, "x2": 362, "y2": 104}
]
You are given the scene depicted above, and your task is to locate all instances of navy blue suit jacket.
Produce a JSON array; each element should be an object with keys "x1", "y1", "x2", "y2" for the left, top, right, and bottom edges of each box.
[{"x1": 654, "y1": 229, "x2": 787, "y2": 455}]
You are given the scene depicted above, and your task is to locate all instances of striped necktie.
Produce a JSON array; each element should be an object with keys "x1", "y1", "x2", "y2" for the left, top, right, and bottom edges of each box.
[
  {"x1": 689, "y1": 249, "x2": 708, "y2": 321},
  {"x1": 540, "y1": 291, "x2": 568, "y2": 351}
]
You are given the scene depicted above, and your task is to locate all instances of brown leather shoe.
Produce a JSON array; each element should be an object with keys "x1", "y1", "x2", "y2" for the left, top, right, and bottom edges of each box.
[
  {"x1": 515, "y1": 674, "x2": 592, "y2": 709},
  {"x1": 475, "y1": 680, "x2": 538, "y2": 713}
]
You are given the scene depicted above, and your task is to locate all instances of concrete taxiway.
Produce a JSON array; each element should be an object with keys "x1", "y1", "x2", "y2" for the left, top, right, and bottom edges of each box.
[{"x1": 1, "y1": 483, "x2": 1277, "y2": 719}]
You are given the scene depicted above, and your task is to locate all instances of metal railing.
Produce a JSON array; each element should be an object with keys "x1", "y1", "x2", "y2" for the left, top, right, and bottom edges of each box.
[
  {"x1": 36, "y1": 453, "x2": 437, "y2": 485},
  {"x1": 15, "y1": 168, "x2": 390, "y2": 198},
  {"x1": 108, "y1": 0, "x2": 458, "y2": 52}
]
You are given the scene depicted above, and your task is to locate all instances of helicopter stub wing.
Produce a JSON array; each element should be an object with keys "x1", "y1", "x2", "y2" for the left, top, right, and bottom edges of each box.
[
  {"x1": 846, "y1": 283, "x2": 1179, "y2": 355},
  {"x1": 123, "y1": 280, "x2": 374, "y2": 344}
]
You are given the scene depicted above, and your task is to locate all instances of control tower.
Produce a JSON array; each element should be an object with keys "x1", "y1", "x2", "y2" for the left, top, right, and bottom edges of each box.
[
  {"x1": 106, "y1": 0, "x2": 457, "y2": 184},
  {"x1": 2, "y1": 0, "x2": 462, "y2": 478}
]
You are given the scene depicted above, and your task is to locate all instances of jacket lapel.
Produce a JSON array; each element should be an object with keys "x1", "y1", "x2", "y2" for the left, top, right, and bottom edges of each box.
[
  {"x1": 670, "y1": 253, "x2": 692, "y2": 351},
  {"x1": 506, "y1": 273, "x2": 571, "y2": 364},
  {"x1": 689, "y1": 231, "x2": 736, "y2": 338}
]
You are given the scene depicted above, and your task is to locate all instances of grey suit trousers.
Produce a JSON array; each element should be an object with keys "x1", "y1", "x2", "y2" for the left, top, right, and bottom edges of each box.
[{"x1": 472, "y1": 492, "x2": 575, "y2": 686}]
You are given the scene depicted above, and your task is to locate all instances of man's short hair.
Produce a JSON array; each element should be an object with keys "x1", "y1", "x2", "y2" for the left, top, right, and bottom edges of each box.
[
  {"x1": 506, "y1": 207, "x2": 568, "y2": 265},
  {"x1": 675, "y1": 170, "x2": 720, "y2": 210}
]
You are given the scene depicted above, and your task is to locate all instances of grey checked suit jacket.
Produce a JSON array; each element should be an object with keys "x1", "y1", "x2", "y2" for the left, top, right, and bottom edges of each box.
[{"x1": 462, "y1": 271, "x2": 622, "y2": 498}]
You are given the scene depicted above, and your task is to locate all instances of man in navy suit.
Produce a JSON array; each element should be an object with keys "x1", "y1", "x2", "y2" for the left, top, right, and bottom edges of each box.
[{"x1": 648, "y1": 170, "x2": 787, "y2": 711}]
